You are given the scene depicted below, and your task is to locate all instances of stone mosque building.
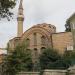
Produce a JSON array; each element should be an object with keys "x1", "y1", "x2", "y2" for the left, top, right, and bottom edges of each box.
[{"x1": 8, "y1": 0, "x2": 75, "y2": 55}]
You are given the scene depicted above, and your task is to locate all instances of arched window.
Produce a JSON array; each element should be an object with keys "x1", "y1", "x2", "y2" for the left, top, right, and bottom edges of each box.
[
  {"x1": 41, "y1": 36, "x2": 46, "y2": 45},
  {"x1": 41, "y1": 47, "x2": 46, "y2": 50},
  {"x1": 34, "y1": 33, "x2": 37, "y2": 45},
  {"x1": 41, "y1": 47, "x2": 46, "y2": 52},
  {"x1": 26, "y1": 49, "x2": 30, "y2": 51},
  {"x1": 26, "y1": 38, "x2": 30, "y2": 46}
]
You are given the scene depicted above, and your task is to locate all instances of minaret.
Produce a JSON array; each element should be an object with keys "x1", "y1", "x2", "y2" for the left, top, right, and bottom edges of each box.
[{"x1": 17, "y1": 0, "x2": 24, "y2": 37}]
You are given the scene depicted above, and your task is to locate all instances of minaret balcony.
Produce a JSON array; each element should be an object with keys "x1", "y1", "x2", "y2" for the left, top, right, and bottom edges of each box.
[{"x1": 17, "y1": 17, "x2": 24, "y2": 21}]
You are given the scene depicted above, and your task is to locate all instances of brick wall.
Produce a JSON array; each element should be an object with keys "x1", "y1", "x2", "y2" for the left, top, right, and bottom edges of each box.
[{"x1": 52, "y1": 32, "x2": 73, "y2": 54}]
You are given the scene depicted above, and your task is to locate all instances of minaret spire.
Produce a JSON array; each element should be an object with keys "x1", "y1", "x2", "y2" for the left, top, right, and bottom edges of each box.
[
  {"x1": 18, "y1": 0, "x2": 23, "y2": 15},
  {"x1": 17, "y1": 0, "x2": 24, "y2": 37},
  {"x1": 19, "y1": 0, "x2": 23, "y2": 9}
]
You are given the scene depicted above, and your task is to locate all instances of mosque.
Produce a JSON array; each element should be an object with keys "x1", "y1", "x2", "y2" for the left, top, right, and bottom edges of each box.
[{"x1": 8, "y1": 0, "x2": 75, "y2": 55}]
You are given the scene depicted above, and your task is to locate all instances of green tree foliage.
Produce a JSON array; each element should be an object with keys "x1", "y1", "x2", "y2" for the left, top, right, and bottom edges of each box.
[
  {"x1": 39, "y1": 48, "x2": 71, "y2": 70},
  {"x1": 64, "y1": 51, "x2": 75, "y2": 65},
  {"x1": 65, "y1": 21, "x2": 71, "y2": 32},
  {"x1": 71, "y1": 51, "x2": 75, "y2": 64},
  {"x1": 0, "y1": 0, "x2": 16, "y2": 20},
  {"x1": 5, "y1": 43, "x2": 33, "y2": 75}
]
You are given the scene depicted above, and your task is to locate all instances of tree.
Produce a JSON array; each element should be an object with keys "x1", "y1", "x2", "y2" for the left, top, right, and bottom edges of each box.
[
  {"x1": 39, "y1": 48, "x2": 60, "y2": 70},
  {"x1": 4, "y1": 43, "x2": 33, "y2": 75},
  {"x1": 65, "y1": 21, "x2": 71, "y2": 32},
  {"x1": 39, "y1": 48, "x2": 71, "y2": 70},
  {"x1": 64, "y1": 51, "x2": 75, "y2": 65},
  {"x1": 0, "y1": 0, "x2": 16, "y2": 20}
]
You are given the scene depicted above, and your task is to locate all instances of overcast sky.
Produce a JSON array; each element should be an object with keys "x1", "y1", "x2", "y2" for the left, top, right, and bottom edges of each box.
[{"x1": 0, "y1": 0, "x2": 75, "y2": 48}]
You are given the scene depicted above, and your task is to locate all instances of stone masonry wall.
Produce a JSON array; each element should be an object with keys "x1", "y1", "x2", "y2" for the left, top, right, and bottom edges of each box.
[
  {"x1": 43, "y1": 70, "x2": 67, "y2": 75},
  {"x1": 52, "y1": 32, "x2": 73, "y2": 54},
  {"x1": 17, "y1": 72, "x2": 40, "y2": 75}
]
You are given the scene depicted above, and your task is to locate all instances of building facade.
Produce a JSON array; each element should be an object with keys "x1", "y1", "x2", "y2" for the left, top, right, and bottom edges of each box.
[{"x1": 8, "y1": 0, "x2": 74, "y2": 54}]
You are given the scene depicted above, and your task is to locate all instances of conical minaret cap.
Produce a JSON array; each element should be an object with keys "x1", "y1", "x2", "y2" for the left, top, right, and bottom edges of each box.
[
  {"x1": 17, "y1": 0, "x2": 24, "y2": 21},
  {"x1": 19, "y1": 0, "x2": 23, "y2": 9}
]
